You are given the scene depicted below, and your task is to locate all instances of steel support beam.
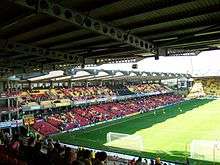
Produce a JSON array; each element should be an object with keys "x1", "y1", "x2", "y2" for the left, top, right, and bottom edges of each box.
[
  {"x1": 166, "y1": 49, "x2": 201, "y2": 56},
  {"x1": 159, "y1": 24, "x2": 220, "y2": 47},
  {"x1": 0, "y1": 39, "x2": 83, "y2": 64},
  {"x1": 0, "y1": 13, "x2": 34, "y2": 31},
  {"x1": 159, "y1": 33, "x2": 220, "y2": 49},
  {"x1": 10, "y1": 0, "x2": 156, "y2": 53}
]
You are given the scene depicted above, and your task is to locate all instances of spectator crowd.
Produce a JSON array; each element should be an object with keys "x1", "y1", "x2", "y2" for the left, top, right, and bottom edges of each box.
[{"x1": 0, "y1": 130, "x2": 176, "y2": 165}]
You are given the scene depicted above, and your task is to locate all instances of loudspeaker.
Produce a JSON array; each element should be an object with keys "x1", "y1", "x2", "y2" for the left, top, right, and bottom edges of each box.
[
  {"x1": 155, "y1": 54, "x2": 159, "y2": 60},
  {"x1": 132, "y1": 64, "x2": 138, "y2": 69}
]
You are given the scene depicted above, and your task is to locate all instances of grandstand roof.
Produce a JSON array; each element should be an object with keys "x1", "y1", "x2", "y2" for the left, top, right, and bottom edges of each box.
[
  {"x1": 20, "y1": 69, "x2": 191, "y2": 82},
  {"x1": 0, "y1": 0, "x2": 220, "y2": 74},
  {"x1": 193, "y1": 76, "x2": 220, "y2": 79}
]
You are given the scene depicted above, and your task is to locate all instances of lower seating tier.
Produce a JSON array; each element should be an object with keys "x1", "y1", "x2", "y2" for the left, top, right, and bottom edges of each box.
[{"x1": 32, "y1": 94, "x2": 183, "y2": 135}]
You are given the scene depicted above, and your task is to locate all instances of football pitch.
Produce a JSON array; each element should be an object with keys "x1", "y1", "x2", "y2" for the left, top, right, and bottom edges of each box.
[{"x1": 52, "y1": 99, "x2": 220, "y2": 164}]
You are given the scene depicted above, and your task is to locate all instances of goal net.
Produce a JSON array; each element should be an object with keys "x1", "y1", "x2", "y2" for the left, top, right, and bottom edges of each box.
[
  {"x1": 105, "y1": 132, "x2": 144, "y2": 151},
  {"x1": 190, "y1": 140, "x2": 220, "y2": 162}
]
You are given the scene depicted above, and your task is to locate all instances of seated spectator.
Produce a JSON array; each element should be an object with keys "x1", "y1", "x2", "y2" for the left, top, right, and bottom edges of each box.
[
  {"x1": 136, "y1": 157, "x2": 142, "y2": 165},
  {"x1": 150, "y1": 159, "x2": 154, "y2": 165},
  {"x1": 64, "y1": 146, "x2": 77, "y2": 165},
  {"x1": 30, "y1": 142, "x2": 49, "y2": 165},
  {"x1": 94, "y1": 151, "x2": 107, "y2": 165},
  {"x1": 155, "y1": 157, "x2": 161, "y2": 165},
  {"x1": 9, "y1": 134, "x2": 20, "y2": 155}
]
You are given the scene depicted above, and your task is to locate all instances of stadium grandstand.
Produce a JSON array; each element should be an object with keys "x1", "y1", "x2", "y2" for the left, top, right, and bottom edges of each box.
[{"x1": 1, "y1": 0, "x2": 220, "y2": 165}]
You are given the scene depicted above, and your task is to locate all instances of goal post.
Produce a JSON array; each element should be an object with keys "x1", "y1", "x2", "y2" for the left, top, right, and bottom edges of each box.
[
  {"x1": 105, "y1": 132, "x2": 144, "y2": 151},
  {"x1": 190, "y1": 140, "x2": 220, "y2": 162}
]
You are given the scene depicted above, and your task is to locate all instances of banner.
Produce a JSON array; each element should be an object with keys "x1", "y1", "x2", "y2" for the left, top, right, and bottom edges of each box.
[
  {"x1": 23, "y1": 114, "x2": 35, "y2": 126},
  {"x1": 53, "y1": 99, "x2": 71, "y2": 107},
  {"x1": 40, "y1": 100, "x2": 53, "y2": 109},
  {"x1": 0, "y1": 120, "x2": 23, "y2": 128}
]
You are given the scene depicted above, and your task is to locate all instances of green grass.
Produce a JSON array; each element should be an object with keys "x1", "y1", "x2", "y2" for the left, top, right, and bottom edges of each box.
[{"x1": 52, "y1": 99, "x2": 220, "y2": 164}]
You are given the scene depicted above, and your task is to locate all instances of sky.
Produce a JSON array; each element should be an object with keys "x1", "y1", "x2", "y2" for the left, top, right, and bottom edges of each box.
[{"x1": 87, "y1": 50, "x2": 220, "y2": 76}]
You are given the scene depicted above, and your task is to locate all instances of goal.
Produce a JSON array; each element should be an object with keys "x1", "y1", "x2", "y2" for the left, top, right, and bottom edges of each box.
[
  {"x1": 105, "y1": 132, "x2": 144, "y2": 151},
  {"x1": 190, "y1": 140, "x2": 220, "y2": 162}
]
